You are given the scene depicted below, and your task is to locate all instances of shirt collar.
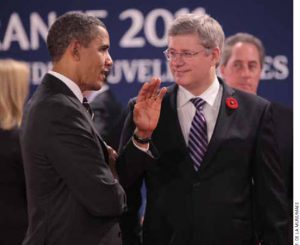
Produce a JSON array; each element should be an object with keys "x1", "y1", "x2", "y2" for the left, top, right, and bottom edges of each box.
[
  {"x1": 48, "y1": 71, "x2": 83, "y2": 103},
  {"x1": 177, "y1": 75, "x2": 220, "y2": 108}
]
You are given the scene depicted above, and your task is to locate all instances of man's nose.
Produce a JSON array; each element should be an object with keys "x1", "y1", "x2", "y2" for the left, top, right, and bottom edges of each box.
[
  {"x1": 106, "y1": 53, "x2": 113, "y2": 66},
  {"x1": 241, "y1": 66, "x2": 251, "y2": 77},
  {"x1": 171, "y1": 54, "x2": 185, "y2": 65}
]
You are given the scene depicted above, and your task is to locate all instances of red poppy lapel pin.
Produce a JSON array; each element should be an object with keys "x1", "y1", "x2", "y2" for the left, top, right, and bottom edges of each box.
[{"x1": 226, "y1": 97, "x2": 238, "y2": 109}]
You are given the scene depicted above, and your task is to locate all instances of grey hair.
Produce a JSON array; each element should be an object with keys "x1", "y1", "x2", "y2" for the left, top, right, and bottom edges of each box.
[
  {"x1": 220, "y1": 32, "x2": 265, "y2": 68},
  {"x1": 168, "y1": 13, "x2": 225, "y2": 54},
  {"x1": 47, "y1": 12, "x2": 106, "y2": 62}
]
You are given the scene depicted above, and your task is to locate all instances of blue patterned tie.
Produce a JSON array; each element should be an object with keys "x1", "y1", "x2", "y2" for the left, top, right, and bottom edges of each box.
[{"x1": 188, "y1": 98, "x2": 208, "y2": 171}]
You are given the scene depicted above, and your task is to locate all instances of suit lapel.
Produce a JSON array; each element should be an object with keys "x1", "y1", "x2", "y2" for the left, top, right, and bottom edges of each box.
[
  {"x1": 166, "y1": 85, "x2": 196, "y2": 174},
  {"x1": 168, "y1": 85, "x2": 189, "y2": 153},
  {"x1": 198, "y1": 80, "x2": 237, "y2": 172},
  {"x1": 170, "y1": 85, "x2": 187, "y2": 148},
  {"x1": 43, "y1": 74, "x2": 109, "y2": 162},
  {"x1": 67, "y1": 93, "x2": 110, "y2": 163}
]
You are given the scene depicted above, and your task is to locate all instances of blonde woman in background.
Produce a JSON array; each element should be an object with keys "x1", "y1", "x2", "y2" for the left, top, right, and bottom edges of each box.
[{"x1": 0, "y1": 59, "x2": 29, "y2": 245}]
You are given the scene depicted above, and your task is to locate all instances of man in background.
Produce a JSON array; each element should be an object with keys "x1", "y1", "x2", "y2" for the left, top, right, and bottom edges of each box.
[
  {"x1": 86, "y1": 82, "x2": 124, "y2": 150},
  {"x1": 220, "y1": 32, "x2": 293, "y2": 244}
]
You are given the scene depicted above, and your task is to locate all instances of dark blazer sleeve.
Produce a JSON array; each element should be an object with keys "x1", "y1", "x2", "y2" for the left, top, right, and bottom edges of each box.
[
  {"x1": 272, "y1": 103, "x2": 293, "y2": 243},
  {"x1": 117, "y1": 99, "x2": 159, "y2": 188},
  {"x1": 271, "y1": 103, "x2": 293, "y2": 201},
  {"x1": 252, "y1": 103, "x2": 289, "y2": 244},
  {"x1": 116, "y1": 99, "x2": 159, "y2": 245},
  {"x1": 40, "y1": 99, "x2": 126, "y2": 217}
]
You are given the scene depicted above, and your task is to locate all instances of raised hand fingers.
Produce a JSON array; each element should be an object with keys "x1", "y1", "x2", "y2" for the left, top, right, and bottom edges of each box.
[
  {"x1": 156, "y1": 86, "x2": 167, "y2": 102},
  {"x1": 147, "y1": 77, "x2": 161, "y2": 99},
  {"x1": 136, "y1": 77, "x2": 161, "y2": 103},
  {"x1": 136, "y1": 81, "x2": 150, "y2": 103},
  {"x1": 147, "y1": 78, "x2": 167, "y2": 103}
]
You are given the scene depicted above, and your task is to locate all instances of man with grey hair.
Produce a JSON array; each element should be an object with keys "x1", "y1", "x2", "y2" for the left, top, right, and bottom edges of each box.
[
  {"x1": 117, "y1": 14, "x2": 288, "y2": 245},
  {"x1": 220, "y1": 32, "x2": 293, "y2": 244},
  {"x1": 220, "y1": 32, "x2": 265, "y2": 94}
]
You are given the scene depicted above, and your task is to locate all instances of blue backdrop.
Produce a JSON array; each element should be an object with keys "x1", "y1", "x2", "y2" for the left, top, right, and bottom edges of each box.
[{"x1": 0, "y1": 0, "x2": 293, "y2": 108}]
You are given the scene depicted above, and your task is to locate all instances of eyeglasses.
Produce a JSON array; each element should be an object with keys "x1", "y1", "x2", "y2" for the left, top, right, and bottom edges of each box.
[{"x1": 163, "y1": 48, "x2": 209, "y2": 61}]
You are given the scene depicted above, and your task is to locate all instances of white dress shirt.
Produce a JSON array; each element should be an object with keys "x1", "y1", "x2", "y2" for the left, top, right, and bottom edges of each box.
[{"x1": 177, "y1": 75, "x2": 223, "y2": 144}]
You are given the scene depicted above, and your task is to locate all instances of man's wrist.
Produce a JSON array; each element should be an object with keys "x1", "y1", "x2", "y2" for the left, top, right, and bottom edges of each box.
[
  {"x1": 133, "y1": 133, "x2": 152, "y2": 144},
  {"x1": 132, "y1": 137, "x2": 150, "y2": 152}
]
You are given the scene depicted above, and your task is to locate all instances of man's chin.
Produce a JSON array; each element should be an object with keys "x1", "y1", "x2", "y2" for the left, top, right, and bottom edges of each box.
[
  {"x1": 95, "y1": 84, "x2": 102, "y2": 91},
  {"x1": 90, "y1": 82, "x2": 102, "y2": 91},
  {"x1": 237, "y1": 84, "x2": 255, "y2": 94},
  {"x1": 174, "y1": 77, "x2": 186, "y2": 85}
]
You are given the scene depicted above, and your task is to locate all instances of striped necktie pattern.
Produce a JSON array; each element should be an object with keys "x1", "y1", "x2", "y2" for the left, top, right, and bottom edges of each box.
[{"x1": 188, "y1": 97, "x2": 208, "y2": 171}]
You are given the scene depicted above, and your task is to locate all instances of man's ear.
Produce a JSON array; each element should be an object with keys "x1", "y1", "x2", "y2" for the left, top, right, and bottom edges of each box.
[
  {"x1": 69, "y1": 41, "x2": 81, "y2": 61},
  {"x1": 220, "y1": 64, "x2": 225, "y2": 76},
  {"x1": 210, "y1": 47, "x2": 221, "y2": 67}
]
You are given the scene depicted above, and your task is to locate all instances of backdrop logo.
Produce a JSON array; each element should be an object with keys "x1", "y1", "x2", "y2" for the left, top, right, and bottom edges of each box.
[{"x1": 0, "y1": 5, "x2": 292, "y2": 106}]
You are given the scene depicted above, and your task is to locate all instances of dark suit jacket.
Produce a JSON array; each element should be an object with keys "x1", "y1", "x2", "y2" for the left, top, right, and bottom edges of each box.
[
  {"x1": 271, "y1": 103, "x2": 293, "y2": 203},
  {"x1": 0, "y1": 128, "x2": 28, "y2": 244},
  {"x1": 117, "y1": 79, "x2": 288, "y2": 245},
  {"x1": 90, "y1": 89, "x2": 124, "y2": 150},
  {"x1": 20, "y1": 74, "x2": 126, "y2": 245},
  {"x1": 271, "y1": 102, "x2": 293, "y2": 244}
]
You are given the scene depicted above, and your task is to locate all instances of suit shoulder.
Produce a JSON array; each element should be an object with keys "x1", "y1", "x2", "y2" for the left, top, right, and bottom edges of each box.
[
  {"x1": 271, "y1": 102, "x2": 293, "y2": 115},
  {"x1": 271, "y1": 102, "x2": 293, "y2": 127},
  {"x1": 233, "y1": 89, "x2": 271, "y2": 108},
  {"x1": 91, "y1": 90, "x2": 112, "y2": 104},
  {"x1": 30, "y1": 92, "x2": 71, "y2": 108},
  {"x1": 26, "y1": 92, "x2": 80, "y2": 123},
  {"x1": 127, "y1": 96, "x2": 137, "y2": 107},
  {"x1": 91, "y1": 90, "x2": 122, "y2": 111}
]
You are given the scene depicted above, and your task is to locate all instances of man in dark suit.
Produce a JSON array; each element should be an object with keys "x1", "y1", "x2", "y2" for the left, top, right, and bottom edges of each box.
[
  {"x1": 117, "y1": 14, "x2": 288, "y2": 245},
  {"x1": 87, "y1": 84, "x2": 124, "y2": 150},
  {"x1": 20, "y1": 12, "x2": 126, "y2": 245},
  {"x1": 220, "y1": 32, "x2": 293, "y2": 244}
]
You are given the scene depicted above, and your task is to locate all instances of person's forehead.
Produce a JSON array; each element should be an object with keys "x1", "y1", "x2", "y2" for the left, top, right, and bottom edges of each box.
[
  {"x1": 93, "y1": 26, "x2": 110, "y2": 43},
  {"x1": 168, "y1": 33, "x2": 201, "y2": 47},
  {"x1": 169, "y1": 33, "x2": 199, "y2": 40},
  {"x1": 97, "y1": 26, "x2": 109, "y2": 37},
  {"x1": 230, "y1": 42, "x2": 260, "y2": 60},
  {"x1": 233, "y1": 42, "x2": 259, "y2": 54}
]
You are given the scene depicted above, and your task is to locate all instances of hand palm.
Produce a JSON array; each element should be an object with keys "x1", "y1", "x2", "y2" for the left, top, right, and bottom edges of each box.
[
  {"x1": 133, "y1": 78, "x2": 167, "y2": 137},
  {"x1": 134, "y1": 99, "x2": 161, "y2": 132}
]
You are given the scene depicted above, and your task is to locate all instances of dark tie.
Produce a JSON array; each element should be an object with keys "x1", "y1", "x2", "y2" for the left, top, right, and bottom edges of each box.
[
  {"x1": 82, "y1": 97, "x2": 94, "y2": 120},
  {"x1": 188, "y1": 98, "x2": 208, "y2": 171}
]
